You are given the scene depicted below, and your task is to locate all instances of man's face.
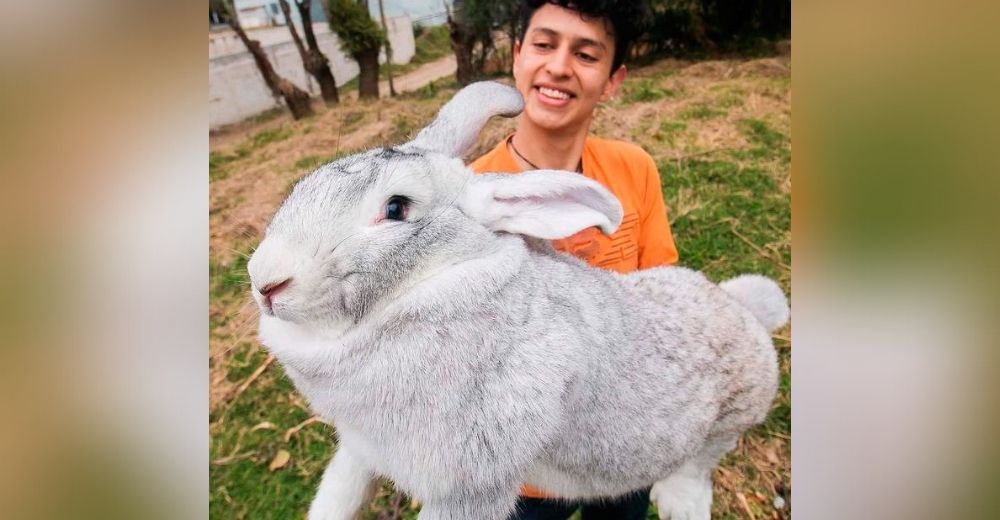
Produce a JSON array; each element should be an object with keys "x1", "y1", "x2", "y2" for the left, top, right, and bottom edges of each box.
[{"x1": 513, "y1": 3, "x2": 626, "y2": 134}]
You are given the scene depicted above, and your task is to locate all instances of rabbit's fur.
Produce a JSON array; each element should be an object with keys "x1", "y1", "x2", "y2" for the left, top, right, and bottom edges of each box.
[{"x1": 248, "y1": 82, "x2": 787, "y2": 520}]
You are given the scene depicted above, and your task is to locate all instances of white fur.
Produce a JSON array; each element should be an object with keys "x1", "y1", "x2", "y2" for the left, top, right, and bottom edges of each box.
[
  {"x1": 650, "y1": 435, "x2": 736, "y2": 520},
  {"x1": 719, "y1": 274, "x2": 790, "y2": 332},
  {"x1": 308, "y1": 445, "x2": 377, "y2": 520},
  {"x1": 460, "y1": 170, "x2": 624, "y2": 238},
  {"x1": 651, "y1": 470, "x2": 712, "y2": 520}
]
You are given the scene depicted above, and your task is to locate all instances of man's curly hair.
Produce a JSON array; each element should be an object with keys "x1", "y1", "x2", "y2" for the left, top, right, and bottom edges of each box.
[{"x1": 517, "y1": 0, "x2": 651, "y2": 76}]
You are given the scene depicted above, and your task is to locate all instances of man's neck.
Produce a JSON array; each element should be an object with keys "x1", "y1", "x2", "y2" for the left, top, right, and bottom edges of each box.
[{"x1": 509, "y1": 118, "x2": 590, "y2": 172}]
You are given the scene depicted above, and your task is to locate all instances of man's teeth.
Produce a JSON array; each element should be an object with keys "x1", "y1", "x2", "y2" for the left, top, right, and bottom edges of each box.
[{"x1": 538, "y1": 87, "x2": 570, "y2": 100}]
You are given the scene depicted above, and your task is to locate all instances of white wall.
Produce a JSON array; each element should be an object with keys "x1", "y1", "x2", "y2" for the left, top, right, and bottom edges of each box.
[
  {"x1": 209, "y1": 16, "x2": 415, "y2": 128},
  {"x1": 234, "y1": 0, "x2": 282, "y2": 29}
]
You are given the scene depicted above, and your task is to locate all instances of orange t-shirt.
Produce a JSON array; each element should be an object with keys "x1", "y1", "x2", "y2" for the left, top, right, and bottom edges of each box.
[{"x1": 470, "y1": 136, "x2": 678, "y2": 498}]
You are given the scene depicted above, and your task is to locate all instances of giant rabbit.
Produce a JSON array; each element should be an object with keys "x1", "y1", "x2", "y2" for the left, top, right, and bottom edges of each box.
[{"x1": 247, "y1": 82, "x2": 789, "y2": 520}]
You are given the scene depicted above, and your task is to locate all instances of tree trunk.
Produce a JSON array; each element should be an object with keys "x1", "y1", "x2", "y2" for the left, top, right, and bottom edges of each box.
[
  {"x1": 277, "y1": 0, "x2": 314, "y2": 93},
  {"x1": 447, "y1": 11, "x2": 475, "y2": 86},
  {"x1": 377, "y1": 0, "x2": 396, "y2": 97},
  {"x1": 355, "y1": 47, "x2": 380, "y2": 99},
  {"x1": 472, "y1": 36, "x2": 493, "y2": 75},
  {"x1": 295, "y1": 0, "x2": 339, "y2": 104},
  {"x1": 224, "y1": 1, "x2": 314, "y2": 119}
]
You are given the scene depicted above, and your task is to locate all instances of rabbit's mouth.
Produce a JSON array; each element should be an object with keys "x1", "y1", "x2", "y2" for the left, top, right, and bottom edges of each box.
[{"x1": 253, "y1": 277, "x2": 292, "y2": 316}]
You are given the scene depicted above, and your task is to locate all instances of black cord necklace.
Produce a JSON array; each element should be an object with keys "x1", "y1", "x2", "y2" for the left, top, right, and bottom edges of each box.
[{"x1": 507, "y1": 135, "x2": 583, "y2": 173}]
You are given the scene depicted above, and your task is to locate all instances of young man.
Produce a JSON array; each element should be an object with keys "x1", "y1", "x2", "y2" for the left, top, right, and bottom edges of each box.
[{"x1": 469, "y1": 1, "x2": 678, "y2": 518}]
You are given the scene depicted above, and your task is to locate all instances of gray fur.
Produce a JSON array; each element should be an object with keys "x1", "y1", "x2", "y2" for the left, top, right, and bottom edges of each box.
[
  {"x1": 248, "y1": 82, "x2": 788, "y2": 520},
  {"x1": 404, "y1": 81, "x2": 524, "y2": 157}
]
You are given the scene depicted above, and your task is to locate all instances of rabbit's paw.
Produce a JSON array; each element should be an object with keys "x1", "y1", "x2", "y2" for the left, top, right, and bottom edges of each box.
[
  {"x1": 307, "y1": 492, "x2": 360, "y2": 520},
  {"x1": 650, "y1": 473, "x2": 712, "y2": 520},
  {"x1": 306, "y1": 494, "x2": 356, "y2": 520}
]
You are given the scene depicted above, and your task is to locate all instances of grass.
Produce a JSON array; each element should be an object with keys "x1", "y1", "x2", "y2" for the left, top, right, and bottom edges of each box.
[
  {"x1": 389, "y1": 115, "x2": 414, "y2": 143},
  {"x1": 411, "y1": 25, "x2": 451, "y2": 66},
  {"x1": 210, "y1": 151, "x2": 237, "y2": 182},
  {"x1": 655, "y1": 120, "x2": 688, "y2": 146},
  {"x1": 210, "y1": 55, "x2": 791, "y2": 520},
  {"x1": 341, "y1": 110, "x2": 366, "y2": 132},
  {"x1": 679, "y1": 103, "x2": 728, "y2": 120},
  {"x1": 285, "y1": 149, "x2": 356, "y2": 195},
  {"x1": 233, "y1": 126, "x2": 294, "y2": 159},
  {"x1": 620, "y1": 79, "x2": 676, "y2": 103},
  {"x1": 210, "y1": 254, "x2": 250, "y2": 300},
  {"x1": 211, "y1": 127, "x2": 295, "y2": 182}
]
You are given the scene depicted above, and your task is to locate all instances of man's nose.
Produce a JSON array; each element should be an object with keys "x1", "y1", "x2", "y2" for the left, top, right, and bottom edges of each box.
[{"x1": 545, "y1": 48, "x2": 573, "y2": 77}]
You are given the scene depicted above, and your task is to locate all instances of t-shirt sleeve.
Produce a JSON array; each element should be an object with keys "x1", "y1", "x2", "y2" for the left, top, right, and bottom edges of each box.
[{"x1": 636, "y1": 154, "x2": 679, "y2": 267}]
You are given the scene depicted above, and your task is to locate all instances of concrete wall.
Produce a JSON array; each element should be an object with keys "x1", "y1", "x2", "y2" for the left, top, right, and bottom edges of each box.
[
  {"x1": 229, "y1": 0, "x2": 330, "y2": 30},
  {"x1": 209, "y1": 16, "x2": 415, "y2": 128}
]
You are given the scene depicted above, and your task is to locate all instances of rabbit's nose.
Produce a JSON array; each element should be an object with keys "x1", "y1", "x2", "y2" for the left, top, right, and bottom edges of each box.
[{"x1": 257, "y1": 278, "x2": 292, "y2": 308}]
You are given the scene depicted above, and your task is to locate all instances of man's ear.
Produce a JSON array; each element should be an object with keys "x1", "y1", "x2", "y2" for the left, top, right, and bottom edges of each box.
[
  {"x1": 600, "y1": 64, "x2": 628, "y2": 102},
  {"x1": 460, "y1": 171, "x2": 624, "y2": 239}
]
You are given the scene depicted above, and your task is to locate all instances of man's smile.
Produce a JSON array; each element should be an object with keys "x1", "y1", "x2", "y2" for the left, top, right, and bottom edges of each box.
[{"x1": 534, "y1": 84, "x2": 576, "y2": 106}]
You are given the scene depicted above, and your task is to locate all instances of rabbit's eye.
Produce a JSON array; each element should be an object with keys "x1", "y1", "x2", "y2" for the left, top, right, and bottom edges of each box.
[{"x1": 384, "y1": 196, "x2": 409, "y2": 221}]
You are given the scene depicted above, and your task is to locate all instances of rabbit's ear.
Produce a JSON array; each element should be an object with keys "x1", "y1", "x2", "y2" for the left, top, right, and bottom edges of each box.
[
  {"x1": 461, "y1": 171, "x2": 624, "y2": 239},
  {"x1": 404, "y1": 82, "x2": 523, "y2": 158}
]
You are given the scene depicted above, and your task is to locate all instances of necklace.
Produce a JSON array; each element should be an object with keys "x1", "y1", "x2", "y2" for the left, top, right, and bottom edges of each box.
[{"x1": 507, "y1": 135, "x2": 583, "y2": 173}]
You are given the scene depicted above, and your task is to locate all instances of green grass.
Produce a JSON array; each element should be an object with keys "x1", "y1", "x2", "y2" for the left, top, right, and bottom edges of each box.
[
  {"x1": 210, "y1": 254, "x2": 250, "y2": 300},
  {"x1": 341, "y1": 110, "x2": 366, "y2": 132},
  {"x1": 211, "y1": 126, "x2": 296, "y2": 183},
  {"x1": 679, "y1": 103, "x2": 728, "y2": 120},
  {"x1": 210, "y1": 56, "x2": 791, "y2": 520},
  {"x1": 210, "y1": 151, "x2": 237, "y2": 182},
  {"x1": 211, "y1": 366, "x2": 330, "y2": 520},
  {"x1": 285, "y1": 149, "x2": 357, "y2": 195},
  {"x1": 290, "y1": 149, "x2": 355, "y2": 173},
  {"x1": 293, "y1": 155, "x2": 324, "y2": 171},
  {"x1": 660, "y1": 157, "x2": 789, "y2": 279},
  {"x1": 740, "y1": 118, "x2": 788, "y2": 149},
  {"x1": 246, "y1": 107, "x2": 285, "y2": 126},
  {"x1": 716, "y1": 92, "x2": 744, "y2": 108},
  {"x1": 620, "y1": 79, "x2": 676, "y2": 103},
  {"x1": 411, "y1": 25, "x2": 451, "y2": 66},
  {"x1": 415, "y1": 79, "x2": 441, "y2": 99},
  {"x1": 655, "y1": 120, "x2": 688, "y2": 146},
  {"x1": 237, "y1": 126, "x2": 293, "y2": 155},
  {"x1": 211, "y1": 126, "x2": 297, "y2": 182},
  {"x1": 389, "y1": 115, "x2": 414, "y2": 143}
]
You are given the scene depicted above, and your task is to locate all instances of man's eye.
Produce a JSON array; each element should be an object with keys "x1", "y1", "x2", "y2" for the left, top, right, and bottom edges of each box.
[
  {"x1": 384, "y1": 196, "x2": 409, "y2": 221},
  {"x1": 533, "y1": 42, "x2": 552, "y2": 50},
  {"x1": 577, "y1": 53, "x2": 597, "y2": 62}
]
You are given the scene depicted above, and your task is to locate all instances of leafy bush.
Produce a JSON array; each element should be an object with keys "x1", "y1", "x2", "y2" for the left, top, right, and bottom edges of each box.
[
  {"x1": 327, "y1": 0, "x2": 383, "y2": 57},
  {"x1": 638, "y1": 0, "x2": 791, "y2": 58}
]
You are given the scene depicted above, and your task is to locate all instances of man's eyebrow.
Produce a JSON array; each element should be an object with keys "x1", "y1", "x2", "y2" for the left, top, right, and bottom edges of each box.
[
  {"x1": 529, "y1": 27, "x2": 608, "y2": 51},
  {"x1": 574, "y1": 37, "x2": 607, "y2": 51}
]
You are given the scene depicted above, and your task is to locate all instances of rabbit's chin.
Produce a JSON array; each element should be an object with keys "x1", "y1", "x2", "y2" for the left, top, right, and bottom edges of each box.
[{"x1": 258, "y1": 311, "x2": 354, "y2": 357}]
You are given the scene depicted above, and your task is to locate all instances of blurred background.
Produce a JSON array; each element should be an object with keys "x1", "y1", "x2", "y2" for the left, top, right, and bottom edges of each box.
[{"x1": 0, "y1": 0, "x2": 998, "y2": 518}]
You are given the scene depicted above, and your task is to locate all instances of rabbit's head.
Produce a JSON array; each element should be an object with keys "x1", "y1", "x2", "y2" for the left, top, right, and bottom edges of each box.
[{"x1": 248, "y1": 82, "x2": 622, "y2": 327}]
